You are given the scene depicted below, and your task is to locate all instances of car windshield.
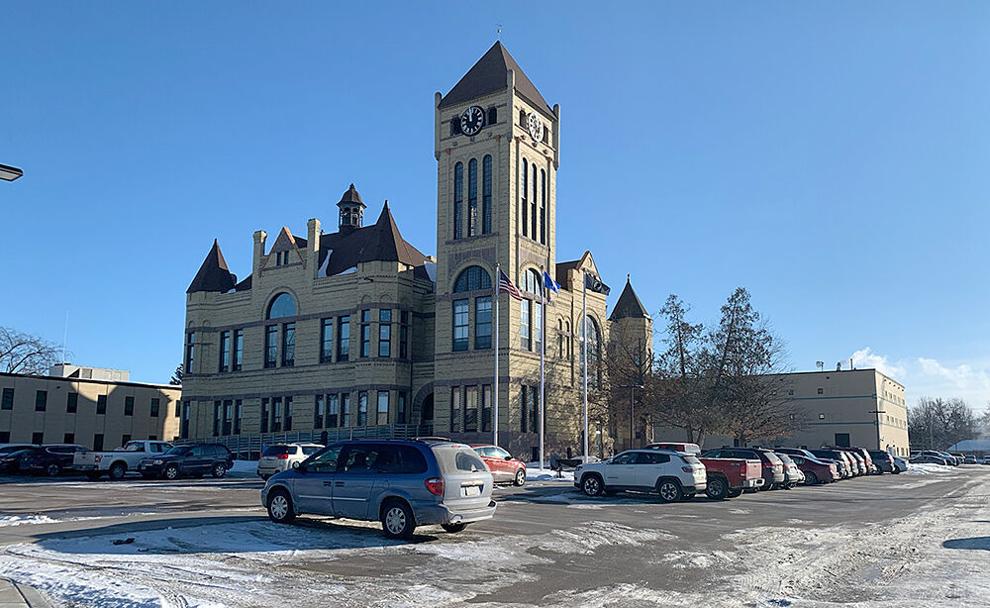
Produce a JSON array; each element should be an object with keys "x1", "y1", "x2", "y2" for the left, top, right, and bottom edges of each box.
[
  {"x1": 163, "y1": 446, "x2": 191, "y2": 457},
  {"x1": 121, "y1": 442, "x2": 145, "y2": 452},
  {"x1": 301, "y1": 446, "x2": 322, "y2": 455},
  {"x1": 263, "y1": 446, "x2": 291, "y2": 457}
]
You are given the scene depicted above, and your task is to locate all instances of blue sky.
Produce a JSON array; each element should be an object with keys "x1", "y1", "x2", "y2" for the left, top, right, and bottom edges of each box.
[{"x1": 2, "y1": 2, "x2": 988, "y2": 411}]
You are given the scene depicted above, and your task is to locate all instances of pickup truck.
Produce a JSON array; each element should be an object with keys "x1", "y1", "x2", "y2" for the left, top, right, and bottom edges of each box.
[
  {"x1": 646, "y1": 442, "x2": 763, "y2": 500},
  {"x1": 74, "y1": 440, "x2": 173, "y2": 480}
]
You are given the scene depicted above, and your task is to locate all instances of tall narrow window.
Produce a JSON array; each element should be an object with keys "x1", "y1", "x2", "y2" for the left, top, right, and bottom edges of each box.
[
  {"x1": 97, "y1": 394, "x2": 107, "y2": 415},
  {"x1": 467, "y1": 158, "x2": 478, "y2": 237},
  {"x1": 450, "y1": 387, "x2": 462, "y2": 432},
  {"x1": 360, "y1": 310, "x2": 371, "y2": 358},
  {"x1": 520, "y1": 386, "x2": 528, "y2": 433},
  {"x1": 341, "y1": 393, "x2": 351, "y2": 427},
  {"x1": 264, "y1": 325, "x2": 278, "y2": 368},
  {"x1": 357, "y1": 392, "x2": 368, "y2": 426},
  {"x1": 399, "y1": 311, "x2": 409, "y2": 359},
  {"x1": 376, "y1": 390, "x2": 389, "y2": 426},
  {"x1": 232, "y1": 329, "x2": 243, "y2": 371},
  {"x1": 558, "y1": 319, "x2": 564, "y2": 359},
  {"x1": 223, "y1": 400, "x2": 233, "y2": 435},
  {"x1": 184, "y1": 332, "x2": 195, "y2": 373},
  {"x1": 234, "y1": 400, "x2": 243, "y2": 434},
  {"x1": 35, "y1": 390, "x2": 47, "y2": 412},
  {"x1": 482, "y1": 155, "x2": 493, "y2": 234},
  {"x1": 475, "y1": 296, "x2": 492, "y2": 349},
  {"x1": 314, "y1": 395, "x2": 324, "y2": 428},
  {"x1": 218, "y1": 330, "x2": 230, "y2": 372},
  {"x1": 378, "y1": 309, "x2": 392, "y2": 357},
  {"x1": 453, "y1": 162, "x2": 464, "y2": 239},
  {"x1": 284, "y1": 396, "x2": 293, "y2": 431},
  {"x1": 521, "y1": 158, "x2": 528, "y2": 237},
  {"x1": 271, "y1": 397, "x2": 283, "y2": 432},
  {"x1": 464, "y1": 386, "x2": 478, "y2": 432},
  {"x1": 540, "y1": 169, "x2": 546, "y2": 245},
  {"x1": 66, "y1": 392, "x2": 78, "y2": 413},
  {"x1": 397, "y1": 391, "x2": 407, "y2": 424},
  {"x1": 124, "y1": 396, "x2": 134, "y2": 416},
  {"x1": 452, "y1": 299, "x2": 469, "y2": 351},
  {"x1": 534, "y1": 301, "x2": 543, "y2": 352},
  {"x1": 520, "y1": 299, "x2": 531, "y2": 350},
  {"x1": 338, "y1": 315, "x2": 350, "y2": 361},
  {"x1": 213, "y1": 401, "x2": 221, "y2": 436},
  {"x1": 531, "y1": 163, "x2": 537, "y2": 240},
  {"x1": 320, "y1": 318, "x2": 334, "y2": 363},
  {"x1": 327, "y1": 394, "x2": 339, "y2": 427},
  {"x1": 261, "y1": 399, "x2": 270, "y2": 433},
  {"x1": 482, "y1": 385, "x2": 492, "y2": 432},
  {"x1": 282, "y1": 322, "x2": 295, "y2": 366},
  {"x1": 1, "y1": 388, "x2": 13, "y2": 410}
]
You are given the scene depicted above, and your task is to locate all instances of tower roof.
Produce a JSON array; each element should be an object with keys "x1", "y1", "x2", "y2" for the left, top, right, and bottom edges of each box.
[
  {"x1": 440, "y1": 41, "x2": 551, "y2": 113},
  {"x1": 609, "y1": 275, "x2": 650, "y2": 321},
  {"x1": 316, "y1": 202, "x2": 429, "y2": 276},
  {"x1": 337, "y1": 183, "x2": 366, "y2": 208},
  {"x1": 186, "y1": 240, "x2": 237, "y2": 294}
]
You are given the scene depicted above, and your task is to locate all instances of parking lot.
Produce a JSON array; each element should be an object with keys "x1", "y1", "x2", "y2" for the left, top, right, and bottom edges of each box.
[{"x1": 1, "y1": 465, "x2": 988, "y2": 607}]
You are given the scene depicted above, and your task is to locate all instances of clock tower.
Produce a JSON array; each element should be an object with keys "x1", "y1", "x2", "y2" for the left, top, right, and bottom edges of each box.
[{"x1": 432, "y1": 42, "x2": 563, "y2": 447}]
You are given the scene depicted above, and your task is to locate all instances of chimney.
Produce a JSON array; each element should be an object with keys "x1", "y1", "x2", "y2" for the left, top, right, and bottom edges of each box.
[
  {"x1": 252, "y1": 230, "x2": 267, "y2": 283},
  {"x1": 307, "y1": 218, "x2": 321, "y2": 278},
  {"x1": 836, "y1": 361, "x2": 842, "y2": 371}
]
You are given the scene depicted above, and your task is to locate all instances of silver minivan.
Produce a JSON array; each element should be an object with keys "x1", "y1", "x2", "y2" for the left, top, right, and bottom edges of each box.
[{"x1": 261, "y1": 439, "x2": 496, "y2": 538}]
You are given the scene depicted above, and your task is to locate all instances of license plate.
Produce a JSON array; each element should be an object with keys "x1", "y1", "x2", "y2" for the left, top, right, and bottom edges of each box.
[{"x1": 462, "y1": 485, "x2": 481, "y2": 497}]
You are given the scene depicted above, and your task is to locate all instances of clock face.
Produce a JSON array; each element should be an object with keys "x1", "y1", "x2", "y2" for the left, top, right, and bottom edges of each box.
[
  {"x1": 459, "y1": 106, "x2": 485, "y2": 136},
  {"x1": 527, "y1": 112, "x2": 544, "y2": 141}
]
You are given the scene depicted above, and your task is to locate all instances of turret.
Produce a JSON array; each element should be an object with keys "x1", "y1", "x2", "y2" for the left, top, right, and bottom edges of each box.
[{"x1": 337, "y1": 183, "x2": 366, "y2": 232}]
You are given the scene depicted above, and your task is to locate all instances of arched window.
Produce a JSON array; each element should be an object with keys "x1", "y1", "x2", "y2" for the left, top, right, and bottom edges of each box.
[
  {"x1": 266, "y1": 292, "x2": 297, "y2": 319},
  {"x1": 482, "y1": 155, "x2": 492, "y2": 234},
  {"x1": 453, "y1": 265, "x2": 492, "y2": 292},
  {"x1": 530, "y1": 163, "x2": 537, "y2": 240},
  {"x1": 539, "y1": 169, "x2": 546, "y2": 245},
  {"x1": 519, "y1": 269, "x2": 543, "y2": 352},
  {"x1": 467, "y1": 158, "x2": 478, "y2": 237},
  {"x1": 521, "y1": 158, "x2": 528, "y2": 237},
  {"x1": 521, "y1": 268, "x2": 542, "y2": 294},
  {"x1": 557, "y1": 319, "x2": 564, "y2": 359},
  {"x1": 453, "y1": 162, "x2": 464, "y2": 240}
]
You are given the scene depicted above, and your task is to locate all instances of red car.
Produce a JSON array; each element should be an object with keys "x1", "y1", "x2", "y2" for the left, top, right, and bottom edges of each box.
[
  {"x1": 788, "y1": 454, "x2": 839, "y2": 485},
  {"x1": 472, "y1": 445, "x2": 527, "y2": 486}
]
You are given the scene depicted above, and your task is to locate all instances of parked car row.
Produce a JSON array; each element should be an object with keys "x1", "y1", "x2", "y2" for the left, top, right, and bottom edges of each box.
[
  {"x1": 573, "y1": 442, "x2": 905, "y2": 503},
  {"x1": 907, "y1": 450, "x2": 990, "y2": 466}
]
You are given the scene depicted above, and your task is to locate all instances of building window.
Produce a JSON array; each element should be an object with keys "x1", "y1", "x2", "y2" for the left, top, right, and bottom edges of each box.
[
  {"x1": 284, "y1": 396, "x2": 293, "y2": 432},
  {"x1": 379, "y1": 309, "x2": 392, "y2": 357},
  {"x1": 271, "y1": 397, "x2": 283, "y2": 432},
  {"x1": 464, "y1": 386, "x2": 478, "y2": 432},
  {"x1": 266, "y1": 292, "x2": 297, "y2": 319},
  {"x1": 397, "y1": 391, "x2": 407, "y2": 424},
  {"x1": 35, "y1": 390, "x2": 47, "y2": 412},
  {"x1": 399, "y1": 311, "x2": 410, "y2": 359},
  {"x1": 341, "y1": 393, "x2": 351, "y2": 427},
  {"x1": 31, "y1": 432, "x2": 44, "y2": 445},
  {"x1": 817, "y1": 387, "x2": 824, "y2": 395},
  {"x1": 520, "y1": 300, "x2": 531, "y2": 351},
  {"x1": 557, "y1": 319, "x2": 564, "y2": 359},
  {"x1": 357, "y1": 392, "x2": 368, "y2": 426},
  {"x1": 530, "y1": 163, "x2": 537, "y2": 240},
  {"x1": 376, "y1": 390, "x2": 390, "y2": 426},
  {"x1": 320, "y1": 318, "x2": 334, "y2": 363},
  {"x1": 338, "y1": 315, "x2": 351, "y2": 361},
  {"x1": 582, "y1": 316, "x2": 602, "y2": 387},
  {"x1": 97, "y1": 394, "x2": 107, "y2": 415},
  {"x1": 467, "y1": 158, "x2": 478, "y2": 237},
  {"x1": 314, "y1": 395, "x2": 324, "y2": 429},
  {"x1": 482, "y1": 385, "x2": 492, "y2": 432},
  {"x1": 475, "y1": 296, "x2": 492, "y2": 349},
  {"x1": 482, "y1": 154, "x2": 492, "y2": 235},
  {"x1": 487, "y1": 107, "x2": 497, "y2": 125},
  {"x1": 534, "y1": 299, "x2": 543, "y2": 352},
  {"x1": 539, "y1": 169, "x2": 546, "y2": 244},
  {"x1": 121, "y1": 434, "x2": 132, "y2": 446},
  {"x1": 0, "y1": 432, "x2": 8, "y2": 443},
  {"x1": 150, "y1": 398, "x2": 160, "y2": 418},
  {"x1": 264, "y1": 325, "x2": 278, "y2": 368},
  {"x1": 520, "y1": 386, "x2": 529, "y2": 433},
  {"x1": 453, "y1": 162, "x2": 464, "y2": 239},
  {"x1": 261, "y1": 398, "x2": 270, "y2": 433},
  {"x1": 124, "y1": 396, "x2": 134, "y2": 416},
  {"x1": 223, "y1": 400, "x2": 233, "y2": 435},
  {"x1": 450, "y1": 387, "x2": 462, "y2": 432},
  {"x1": 66, "y1": 392, "x2": 78, "y2": 414},
  {"x1": 521, "y1": 158, "x2": 528, "y2": 237},
  {"x1": 219, "y1": 330, "x2": 231, "y2": 372},
  {"x1": 213, "y1": 401, "x2": 221, "y2": 436},
  {"x1": 63, "y1": 433, "x2": 74, "y2": 444},
  {"x1": 232, "y1": 329, "x2": 243, "y2": 371},
  {"x1": 453, "y1": 299, "x2": 469, "y2": 352},
  {"x1": 327, "y1": 394, "x2": 339, "y2": 428},
  {"x1": 450, "y1": 117, "x2": 461, "y2": 136},
  {"x1": 281, "y1": 322, "x2": 295, "y2": 367},
  {"x1": 180, "y1": 401, "x2": 190, "y2": 439},
  {"x1": 234, "y1": 400, "x2": 243, "y2": 434},
  {"x1": 184, "y1": 331, "x2": 195, "y2": 373},
  {"x1": 453, "y1": 265, "x2": 492, "y2": 292},
  {"x1": 360, "y1": 310, "x2": 371, "y2": 358},
  {"x1": 1, "y1": 388, "x2": 12, "y2": 410},
  {"x1": 93, "y1": 433, "x2": 104, "y2": 451}
]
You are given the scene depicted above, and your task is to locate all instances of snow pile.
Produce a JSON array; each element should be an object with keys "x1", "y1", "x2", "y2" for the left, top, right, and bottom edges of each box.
[
  {"x1": 525, "y1": 466, "x2": 574, "y2": 482},
  {"x1": 534, "y1": 521, "x2": 674, "y2": 555},
  {"x1": 0, "y1": 515, "x2": 59, "y2": 527},
  {"x1": 227, "y1": 460, "x2": 259, "y2": 478},
  {"x1": 905, "y1": 463, "x2": 955, "y2": 475}
]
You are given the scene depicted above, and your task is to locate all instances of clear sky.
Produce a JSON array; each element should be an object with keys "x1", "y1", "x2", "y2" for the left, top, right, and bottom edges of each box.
[{"x1": 2, "y1": 2, "x2": 988, "y2": 412}]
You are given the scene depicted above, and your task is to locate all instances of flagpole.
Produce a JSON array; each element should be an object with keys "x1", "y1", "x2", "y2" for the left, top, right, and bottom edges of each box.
[
  {"x1": 582, "y1": 271, "x2": 589, "y2": 460},
  {"x1": 539, "y1": 267, "x2": 546, "y2": 471},
  {"x1": 493, "y1": 263, "x2": 500, "y2": 448}
]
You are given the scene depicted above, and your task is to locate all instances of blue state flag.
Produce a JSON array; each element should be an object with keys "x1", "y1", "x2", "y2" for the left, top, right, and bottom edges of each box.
[{"x1": 543, "y1": 271, "x2": 560, "y2": 302}]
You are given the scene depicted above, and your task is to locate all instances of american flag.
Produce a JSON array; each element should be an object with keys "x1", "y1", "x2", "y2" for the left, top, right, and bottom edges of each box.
[{"x1": 498, "y1": 269, "x2": 523, "y2": 301}]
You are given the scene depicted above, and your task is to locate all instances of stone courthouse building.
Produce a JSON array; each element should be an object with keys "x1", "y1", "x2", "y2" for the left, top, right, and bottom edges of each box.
[{"x1": 180, "y1": 43, "x2": 651, "y2": 459}]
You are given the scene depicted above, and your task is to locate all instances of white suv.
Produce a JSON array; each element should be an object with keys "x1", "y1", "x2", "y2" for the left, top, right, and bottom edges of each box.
[
  {"x1": 574, "y1": 449, "x2": 707, "y2": 503},
  {"x1": 257, "y1": 443, "x2": 324, "y2": 480}
]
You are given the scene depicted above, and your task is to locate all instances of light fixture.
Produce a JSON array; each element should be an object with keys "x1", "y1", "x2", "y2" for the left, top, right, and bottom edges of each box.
[{"x1": 0, "y1": 163, "x2": 23, "y2": 182}]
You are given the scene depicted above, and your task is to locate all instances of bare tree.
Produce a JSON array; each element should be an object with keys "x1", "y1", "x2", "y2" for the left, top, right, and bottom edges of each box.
[
  {"x1": 0, "y1": 326, "x2": 61, "y2": 375},
  {"x1": 909, "y1": 397, "x2": 978, "y2": 450}
]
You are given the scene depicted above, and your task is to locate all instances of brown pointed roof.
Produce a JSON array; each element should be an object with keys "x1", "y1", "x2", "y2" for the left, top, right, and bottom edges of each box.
[
  {"x1": 337, "y1": 183, "x2": 366, "y2": 208},
  {"x1": 609, "y1": 275, "x2": 650, "y2": 321},
  {"x1": 440, "y1": 41, "x2": 551, "y2": 113},
  {"x1": 317, "y1": 202, "x2": 429, "y2": 277},
  {"x1": 186, "y1": 240, "x2": 237, "y2": 294}
]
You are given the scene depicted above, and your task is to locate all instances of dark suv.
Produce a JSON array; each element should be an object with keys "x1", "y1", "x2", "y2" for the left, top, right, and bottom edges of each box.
[
  {"x1": 138, "y1": 443, "x2": 233, "y2": 480},
  {"x1": 701, "y1": 447, "x2": 785, "y2": 490},
  {"x1": 21, "y1": 444, "x2": 87, "y2": 477}
]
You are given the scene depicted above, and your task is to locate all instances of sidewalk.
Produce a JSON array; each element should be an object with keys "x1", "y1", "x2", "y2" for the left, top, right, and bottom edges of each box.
[{"x1": 0, "y1": 578, "x2": 50, "y2": 608}]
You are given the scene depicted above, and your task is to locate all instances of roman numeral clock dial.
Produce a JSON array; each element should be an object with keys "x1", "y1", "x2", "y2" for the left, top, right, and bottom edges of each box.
[{"x1": 459, "y1": 105, "x2": 485, "y2": 136}]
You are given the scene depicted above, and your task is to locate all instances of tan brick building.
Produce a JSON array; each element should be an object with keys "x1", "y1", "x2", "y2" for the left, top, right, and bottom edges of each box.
[
  {"x1": 0, "y1": 367, "x2": 180, "y2": 449},
  {"x1": 180, "y1": 43, "x2": 651, "y2": 460}
]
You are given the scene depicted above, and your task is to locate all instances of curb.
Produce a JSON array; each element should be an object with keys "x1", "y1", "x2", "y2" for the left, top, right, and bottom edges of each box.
[{"x1": 0, "y1": 578, "x2": 52, "y2": 608}]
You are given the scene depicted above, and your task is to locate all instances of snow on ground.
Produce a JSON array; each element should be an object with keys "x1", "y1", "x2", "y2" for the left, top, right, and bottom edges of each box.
[
  {"x1": 227, "y1": 460, "x2": 258, "y2": 478},
  {"x1": 525, "y1": 464, "x2": 574, "y2": 482},
  {"x1": 0, "y1": 515, "x2": 59, "y2": 527},
  {"x1": 904, "y1": 463, "x2": 955, "y2": 475}
]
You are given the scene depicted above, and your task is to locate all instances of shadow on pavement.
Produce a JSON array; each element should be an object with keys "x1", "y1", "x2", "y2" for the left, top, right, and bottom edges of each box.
[{"x1": 943, "y1": 536, "x2": 990, "y2": 551}]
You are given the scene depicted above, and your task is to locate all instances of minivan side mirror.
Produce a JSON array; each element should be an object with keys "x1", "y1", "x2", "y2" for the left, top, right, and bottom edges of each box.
[{"x1": 504, "y1": 455, "x2": 513, "y2": 461}]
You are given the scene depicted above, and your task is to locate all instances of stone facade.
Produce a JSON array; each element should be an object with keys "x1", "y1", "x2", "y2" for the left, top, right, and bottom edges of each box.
[{"x1": 181, "y1": 43, "x2": 642, "y2": 460}]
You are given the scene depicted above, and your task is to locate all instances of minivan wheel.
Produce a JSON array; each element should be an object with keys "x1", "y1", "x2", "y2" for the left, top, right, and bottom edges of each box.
[
  {"x1": 805, "y1": 471, "x2": 819, "y2": 485},
  {"x1": 109, "y1": 463, "x2": 127, "y2": 481},
  {"x1": 381, "y1": 500, "x2": 415, "y2": 539},
  {"x1": 46, "y1": 464, "x2": 61, "y2": 477},
  {"x1": 212, "y1": 463, "x2": 227, "y2": 478},
  {"x1": 441, "y1": 522, "x2": 467, "y2": 533},
  {"x1": 706, "y1": 477, "x2": 728, "y2": 500},
  {"x1": 581, "y1": 475, "x2": 604, "y2": 497},
  {"x1": 657, "y1": 479, "x2": 682, "y2": 503},
  {"x1": 513, "y1": 468, "x2": 526, "y2": 486},
  {"x1": 267, "y1": 490, "x2": 295, "y2": 523},
  {"x1": 163, "y1": 465, "x2": 179, "y2": 480}
]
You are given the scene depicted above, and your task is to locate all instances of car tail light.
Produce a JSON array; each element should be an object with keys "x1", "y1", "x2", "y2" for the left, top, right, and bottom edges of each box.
[
  {"x1": 425, "y1": 477, "x2": 445, "y2": 496},
  {"x1": 276, "y1": 453, "x2": 289, "y2": 460}
]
